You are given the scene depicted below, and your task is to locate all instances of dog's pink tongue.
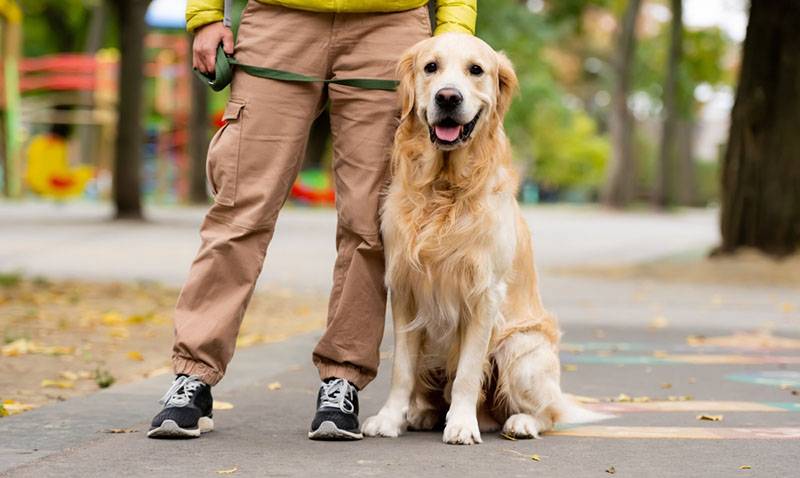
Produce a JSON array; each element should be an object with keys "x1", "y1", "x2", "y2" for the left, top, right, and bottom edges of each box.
[{"x1": 434, "y1": 125, "x2": 461, "y2": 142}]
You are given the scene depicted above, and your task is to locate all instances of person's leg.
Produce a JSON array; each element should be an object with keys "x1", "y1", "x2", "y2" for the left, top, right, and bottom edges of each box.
[
  {"x1": 151, "y1": 3, "x2": 332, "y2": 438},
  {"x1": 312, "y1": 7, "x2": 432, "y2": 388}
]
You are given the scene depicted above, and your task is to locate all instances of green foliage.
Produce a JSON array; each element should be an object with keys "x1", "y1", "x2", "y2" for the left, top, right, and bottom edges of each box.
[
  {"x1": 635, "y1": 23, "x2": 730, "y2": 116},
  {"x1": 478, "y1": 0, "x2": 609, "y2": 190},
  {"x1": 94, "y1": 367, "x2": 115, "y2": 389},
  {"x1": 19, "y1": 0, "x2": 103, "y2": 56},
  {"x1": 0, "y1": 272, "x2": 22, "y2": 288},
  {"x1": 533, "y1": 105, "x2": 609, "y2": 188}
]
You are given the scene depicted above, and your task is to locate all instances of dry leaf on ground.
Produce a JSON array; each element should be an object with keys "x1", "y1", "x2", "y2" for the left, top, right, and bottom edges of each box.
[
  {"x1": 41, "y1": 379, "x2": 75, "y2": 389},
  {"x1": 267, "y1": 382, "x2": 282, "y2": 391},
  {"x1": 697, "y1": 414, "x2": 723, "y2": 421},
  {"x1": 216, "y1": 467, "x2": 238, "y2": 475},
  {"x1": 213, "y1": 401, "x2": 234, "y2": 411}
]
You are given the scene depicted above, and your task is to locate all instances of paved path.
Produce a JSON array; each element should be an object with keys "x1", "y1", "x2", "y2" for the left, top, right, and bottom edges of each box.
[
  {"x1": 0, "y1": 201, "x2": 717, "y2": 292},
  {"x1": 2, "y1": 201, "x2": 799, "y2": 476}
]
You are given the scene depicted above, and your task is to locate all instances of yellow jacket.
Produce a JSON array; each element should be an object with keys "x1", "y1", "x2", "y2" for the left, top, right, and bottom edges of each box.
[{"x1": 186, "y1": 0, "x2": 476, "y2": 35}]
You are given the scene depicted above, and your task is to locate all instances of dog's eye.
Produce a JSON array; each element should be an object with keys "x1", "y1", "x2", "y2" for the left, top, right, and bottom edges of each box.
[
  {"x1": 469, "y1": 64, "x2": 484, "y2": 76},
  {"x1": 424, "y1": 62, "x2": 438, "y2": 74}
]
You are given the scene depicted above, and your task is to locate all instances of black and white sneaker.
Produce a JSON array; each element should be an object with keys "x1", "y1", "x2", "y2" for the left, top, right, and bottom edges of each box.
[
  {"x1": 147, "y1": 374, "x2": 213, "y2": 439},
  {"x1": 308, "y1": 378, "x2": 363, "y2": 440}
]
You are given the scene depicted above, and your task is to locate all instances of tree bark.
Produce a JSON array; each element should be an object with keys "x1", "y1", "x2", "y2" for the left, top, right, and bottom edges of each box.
[
  {"x1": 717, "y1": 0, "x2": 800, "y2": 256},
  {"x1": 111, "y1": 0, "x2": 150, "y2": 220},
  {"x1": 675, "y1": 119, "x2": 697, "y2": 206},
  {"x1": 78, "y1": 2, "x2": 108, "y2": 175},
  {"x1": 602, "y1": 0, "x2": 642, "y2": 208},
  {"x1": 654, "y1": 0, "x2": 682, "y2": 208},
  {"x1": 188, "y1": 38, "x2": 210, "y2": 204}
]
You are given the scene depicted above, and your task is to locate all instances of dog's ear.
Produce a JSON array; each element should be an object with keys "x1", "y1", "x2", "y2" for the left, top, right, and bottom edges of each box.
[
  {"x1": 396, "y1": 48, "x2": 417, "y2": 123},
  {"x1": 495, "y1": 51, "x2": 519, "y2": 119}
]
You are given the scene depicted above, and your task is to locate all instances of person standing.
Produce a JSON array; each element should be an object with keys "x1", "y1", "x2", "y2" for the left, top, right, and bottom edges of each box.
[{"x1": 148, "y1": 0, "x2": 476, "y2": 440}]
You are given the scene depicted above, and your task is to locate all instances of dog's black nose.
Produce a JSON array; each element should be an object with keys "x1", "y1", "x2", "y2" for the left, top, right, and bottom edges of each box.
[{"x1": 435, "y1": 88, "x2": 463, "y2": 110}]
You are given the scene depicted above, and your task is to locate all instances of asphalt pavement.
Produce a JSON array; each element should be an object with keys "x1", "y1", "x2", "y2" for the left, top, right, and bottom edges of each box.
[{"x1": 1, "y1": 201, "x2": 799, "y2": 477}]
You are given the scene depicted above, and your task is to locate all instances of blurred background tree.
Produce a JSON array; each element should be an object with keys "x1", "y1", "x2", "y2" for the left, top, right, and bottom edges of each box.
[
  {"x1": 10, "y1": 0, "x2": 797, "y2": 259},
  {"x1": 717, "y1": 0, "x2": 800, "y2": 257}
]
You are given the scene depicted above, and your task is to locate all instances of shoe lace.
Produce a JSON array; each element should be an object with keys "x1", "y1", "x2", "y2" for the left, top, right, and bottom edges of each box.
[
  {"x1": 159, "y1": 375, "x2": 204, "y2": 407},
  {"x1": 319, "y1": 378, "x2": 355, "y2": 414}
]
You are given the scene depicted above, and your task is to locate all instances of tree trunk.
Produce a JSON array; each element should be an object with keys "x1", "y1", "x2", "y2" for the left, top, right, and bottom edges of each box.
[
  {"x1": 111, "y1": 0, "x2": 150, "y2": 220},
  {"x1": 602, "y1": 0, "x2": 642, "y2": 208},
  {"x1": 717, "y1": 0, "x2": 800, "y2": 256},
  {"x1": 188, "y1": 38, "x2": 209, "y2": 204},
  {"x1": 654, "y1": 0, "x2": 682, "y2": 208},
  {"x1": 78, "y1": 2, "x2": 107, "y2": 173},
  {"x1": 675, "y1": 119, "x2": 697, "y2": 206}
]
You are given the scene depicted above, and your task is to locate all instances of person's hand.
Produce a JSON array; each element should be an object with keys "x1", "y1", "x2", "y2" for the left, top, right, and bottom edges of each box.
[{"x1": 192, "y1": 21, "x2": 234, "y2": 74}]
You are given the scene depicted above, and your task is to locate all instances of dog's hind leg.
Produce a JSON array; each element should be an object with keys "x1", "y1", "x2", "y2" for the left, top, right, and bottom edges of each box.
[
  {"x1": 362, "y1": 293, "x2": 422, "y2": 438},
  {"x1": 493, "y1": 331, "x2": 562, "y2": 439}
]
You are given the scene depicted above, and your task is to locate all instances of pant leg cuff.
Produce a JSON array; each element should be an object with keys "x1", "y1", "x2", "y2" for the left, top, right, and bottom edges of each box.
[
  {"x1": 172, "y1": 355, "x2": 224, "y2": 386},
  {"x1": 316, "y1": 362, "x2": 373, "y2": 390}
]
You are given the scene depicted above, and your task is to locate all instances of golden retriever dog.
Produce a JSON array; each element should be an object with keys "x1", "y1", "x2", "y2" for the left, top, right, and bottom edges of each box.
[{"x1": 362, "y1": 33, "x2": 604, "y2": 445}]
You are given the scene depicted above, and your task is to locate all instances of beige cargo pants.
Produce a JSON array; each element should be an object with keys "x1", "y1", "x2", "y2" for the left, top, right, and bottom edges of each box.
[{"x1": 172, "y1": 1, "x2": 431, "y2": 390}]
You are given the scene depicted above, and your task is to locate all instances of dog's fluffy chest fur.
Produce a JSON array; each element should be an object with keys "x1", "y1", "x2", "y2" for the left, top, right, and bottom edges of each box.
[{"x1": 382, "y1": 167, "x2": 518, "y2": 340}]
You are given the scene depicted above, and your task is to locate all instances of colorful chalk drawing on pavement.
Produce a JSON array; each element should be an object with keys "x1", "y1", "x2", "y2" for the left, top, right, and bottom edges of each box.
[
  {"x1": 725, "y1": 371, "x2": 800, "y2": 388},
  {"x1": 561, "y1": 332, "x2": 800, "y2": 366},
  {"x1": 556, "y1": 333, "x2": 800, "y2": 440},
  {"x1": 585, "y1": 401, "x2": 800, "y2": 414},
  {"x1": 547, "y1": 426, "x2": 800, "y2": 440},
  {"x1": 562, "y1": 353, "x2": 800, "y2": 365}
]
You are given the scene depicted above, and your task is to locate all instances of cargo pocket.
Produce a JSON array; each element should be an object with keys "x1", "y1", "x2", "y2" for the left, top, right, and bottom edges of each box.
[{"x1": 206, "y1": 99, "x2": 245, "y2": 207}]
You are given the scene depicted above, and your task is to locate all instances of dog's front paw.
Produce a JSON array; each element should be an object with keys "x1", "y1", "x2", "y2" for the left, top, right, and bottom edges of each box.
[
  {"x1": 362, "y1": 411, "x2": 406, "y2": 438},
  {"x1": 502, "y1": 413, "x2": 542, "y2": 439},
  {"x1": 442, "y1": 413, "x2": 482, "y2": 445}
]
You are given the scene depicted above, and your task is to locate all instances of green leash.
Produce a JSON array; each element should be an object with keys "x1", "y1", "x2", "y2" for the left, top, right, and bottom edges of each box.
[{"x1": 194, "y1": 45, "x2": 399, "y2": 92}]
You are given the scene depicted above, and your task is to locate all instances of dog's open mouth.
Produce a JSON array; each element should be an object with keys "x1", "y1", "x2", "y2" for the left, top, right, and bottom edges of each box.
[{"x1": 429, "y1": 112, "x2": 480, "y2": 146}]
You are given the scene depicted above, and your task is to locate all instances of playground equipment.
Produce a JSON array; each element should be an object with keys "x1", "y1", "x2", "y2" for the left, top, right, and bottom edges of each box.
[{"x1": 0, "y1": 0, "x2": 21, "y2": 197}]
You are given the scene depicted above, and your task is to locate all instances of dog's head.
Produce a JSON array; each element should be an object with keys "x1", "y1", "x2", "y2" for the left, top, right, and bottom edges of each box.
[{"x1": 396, "y1": 33, "x2": 518, "y2": 151}]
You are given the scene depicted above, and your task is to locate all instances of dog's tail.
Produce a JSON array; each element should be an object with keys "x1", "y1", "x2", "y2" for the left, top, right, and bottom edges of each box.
[{"x1": 553, "y1": 394, "x2": 613, "y2": 424}]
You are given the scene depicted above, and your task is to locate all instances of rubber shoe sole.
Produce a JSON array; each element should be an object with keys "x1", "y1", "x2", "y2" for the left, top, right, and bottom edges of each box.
[
  {"x1": 308, "y1": 420, "x2": 363, "y2": 441},
  {"x1": 147, "y1": 416, "x2": 214, "y2": 439}
]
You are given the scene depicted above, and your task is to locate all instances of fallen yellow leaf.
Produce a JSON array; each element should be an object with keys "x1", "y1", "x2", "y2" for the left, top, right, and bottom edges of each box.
[
  {"x1": 267, "y1": 382, "x2": 282, "y2": 391},
  {"x1": 531, "y1": 454, "x2": 541, "y2": 462},
  {"x1": 1, "y1": 339, "x2": 74, "y2": 357},
  {"x1": 697, "y1": 414, "x2": 723, "y2": 421},
  {"x1": 41, "y1": 379, "x2": 75, "y2": 389},
  {"x1": 104, "y1": 428, "x2": 137, "y2": 434},
  {"x1": 126, "y1": 351, "x2": 144, "y2": 362},
  {"x1": 101, "y1": 312, "x2": 125, "y2": 326},
  {"x1": 563, "y1": 364, "x2": 578, "y2": 372},
  {"x1": 216, "y1": 467, "x2": 238, "y2": 475},
  {"x1": 739, "y1": 465, "x2": 751, "y2": 470},
  {"x1": 213, "y1": 401, "x2": 234, "y2": 410},
  {"x1": 606, "y1": 466, "x2": 616, "y2": 474},
  {"x1": 500, "y1": 432, "x2": 517, "y2": 441},
  {"x1": 1, "y1": 399, "x2": 36, "y2": 415},
  {"x1": 660, "y1": 383, "x2": 672, "y2": 389}
]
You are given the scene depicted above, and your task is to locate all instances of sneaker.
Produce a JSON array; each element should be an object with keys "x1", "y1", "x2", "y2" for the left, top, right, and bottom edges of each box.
[
  {"x1": 147, "y1": 375, "x2": 214, "y2": 439},
  {"x1": 308, "y1": 378, "x2": 363, "y2": 440}
]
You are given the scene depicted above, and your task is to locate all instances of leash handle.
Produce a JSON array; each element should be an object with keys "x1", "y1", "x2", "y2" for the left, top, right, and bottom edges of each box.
[{"x1": 193, "y1": 45, "x2": 399, "y2": 92}]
